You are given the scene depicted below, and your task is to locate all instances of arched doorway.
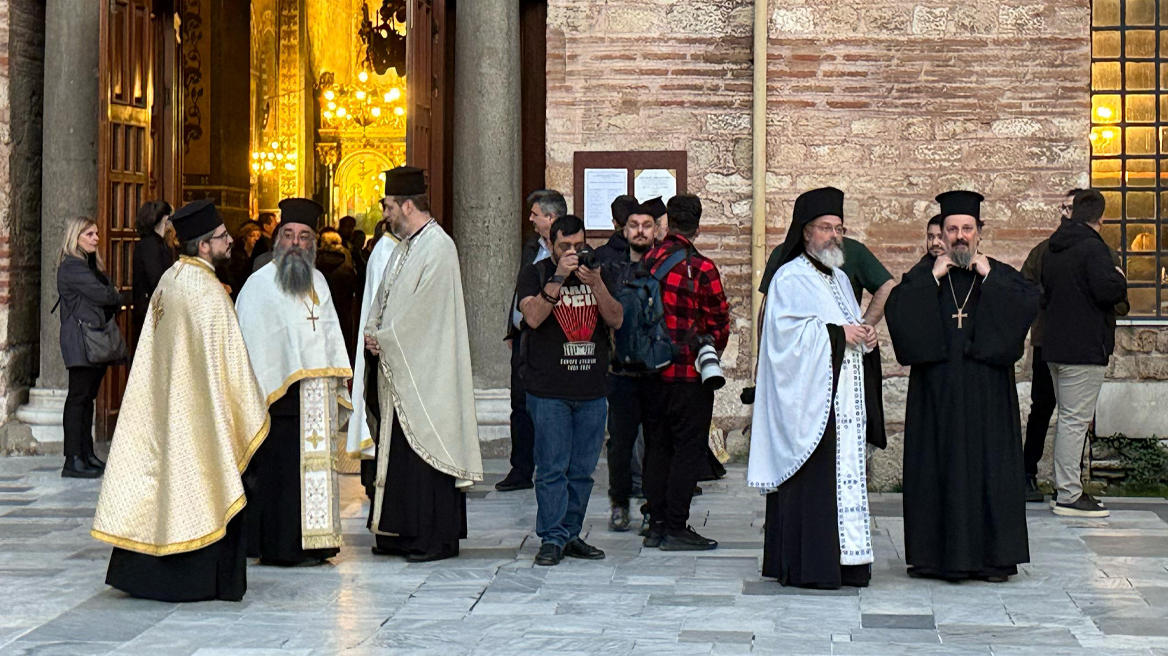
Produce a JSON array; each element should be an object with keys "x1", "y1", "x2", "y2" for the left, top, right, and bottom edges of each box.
[{"x1": 333, "y1": 149, "x2": 399, "y2": 234}]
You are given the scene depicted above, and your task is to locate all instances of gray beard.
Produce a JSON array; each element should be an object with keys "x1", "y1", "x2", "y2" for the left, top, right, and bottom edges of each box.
[
  {"x1": 274, "y1": 242, "x2": 316, "y2": 297},
  {"x1": 951, "y1": 248, "x2": 972, "y2": 268},
  {"x1": 809, "y1": 244, "x2": 845, "y2": 269}
]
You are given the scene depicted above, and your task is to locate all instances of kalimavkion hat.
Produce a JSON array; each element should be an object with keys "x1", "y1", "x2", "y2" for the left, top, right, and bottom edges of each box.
[
  {"x1": 277, "y1": 198, "x2": 324, "y2": 232},
  {"x1": 641, "y1": 196, "x2": 668, "y2": 220},
  {"x1": 384, "y1": 166, "x2": 427, "y2": 197},
  {"x1": 171, "y1": 199, "x2": 222, "y2": 242},
  {"x1": 935, "y1": 190, "x2": 984, "y2": 220}
]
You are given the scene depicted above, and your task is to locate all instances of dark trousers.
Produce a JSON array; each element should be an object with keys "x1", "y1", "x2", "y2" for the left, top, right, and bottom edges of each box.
[
  {"x1": 643, "y1": 380, "x2": 714, "y2": 531},
  {"x1": 1023, "y1": 346, "x2": 1057, "y2": 477},
  {"x1": 607, "y1": 374, "x2": 652, "y2": 508},
  {"x1": 507, "y1": 341, "x2": 535, "y2": 481},
  {"x1": 63, "y1": 366, "x2": 107, "y2": 459}
]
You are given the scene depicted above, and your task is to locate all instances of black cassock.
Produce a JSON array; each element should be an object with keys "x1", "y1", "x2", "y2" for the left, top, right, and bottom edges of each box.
[
  {"x1": 246, "y1": 381, "x2": 341, "y2": 566},
  {"x1": 763, "y1": 323, "x2": 887, "y2": 589},
  {"x1": 364, "y1": 351, "x2": 467, "y2": 560},
  {"x1": 885, "y1": 256, "x2": 1038, "y2": 580},
  {"x1": 106, "y1": 510, "x2": 248, "y2": 602}
]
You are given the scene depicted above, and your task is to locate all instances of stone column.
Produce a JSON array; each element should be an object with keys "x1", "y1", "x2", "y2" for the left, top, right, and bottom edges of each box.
[
  {"x1": 453, "y1": 0, "x2": 520, "y2": 450},
  {"x1": 15, "y1": 0, "x2": 100, "y2": 449}
]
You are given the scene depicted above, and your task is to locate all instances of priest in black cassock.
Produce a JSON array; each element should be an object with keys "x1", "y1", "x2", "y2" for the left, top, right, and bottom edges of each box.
[
  {"x1": 885, "y1": 190, "x2": 1039, "y2": 582},
  {"x1": 747, "y1": 187, "x2": 886, "y2": 589},
  {"x1": 237, "y1": 198, "x2": 353, "y2": 567},
  {"x1": 363, "y1": 167, "x2": 483, "y2": 562}
]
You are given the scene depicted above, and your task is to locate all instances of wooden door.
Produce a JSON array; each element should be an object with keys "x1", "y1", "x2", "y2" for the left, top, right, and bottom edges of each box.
[
  {"x1": 96, "y1": 0, "x2": 159, "y2": 440},
  {"x1": 405, "y1": 0, "x2": 449, "y2": 228}
]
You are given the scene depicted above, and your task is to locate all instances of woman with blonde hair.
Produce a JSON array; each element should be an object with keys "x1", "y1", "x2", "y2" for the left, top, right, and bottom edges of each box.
[{"x1": 56, "y1": 217, "x2": 122, "y2": 478}]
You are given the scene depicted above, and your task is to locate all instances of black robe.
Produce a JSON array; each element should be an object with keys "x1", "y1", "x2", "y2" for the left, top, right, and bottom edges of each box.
[
  {"x1": 763, "y1": 317, "x2": 883, "y2": 589},
  {"x1": 106, "y1": 508, "x2": 248, "y2": 602},
  {"x1": 246, "y1": 381, "x2": 341, "y2": 566},
  {"x1": 885, "y1": 257, "x2": 1038, "y2": 579},
  {"x1": 364, "y1": 351, "x2": 467, "y2": 559}
]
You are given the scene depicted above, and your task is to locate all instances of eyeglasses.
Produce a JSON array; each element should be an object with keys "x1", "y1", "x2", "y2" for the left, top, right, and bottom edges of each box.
[
  {"x1": 209, "y1": 231, "x2": 231, "y2": 242},
  {"x1": 1058, "y1": 204, "x2": 1073, "y2": 214},
  {"x1": 811, "y1": 223, "x2": 847, "y2": 236},
  {"x1": 281, "y1": 231, "x2": 315, "y2": 246}
]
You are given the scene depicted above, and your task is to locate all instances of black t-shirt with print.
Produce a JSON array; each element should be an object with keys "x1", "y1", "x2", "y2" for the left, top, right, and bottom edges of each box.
[{"x1": 516, "y1": 258, "x2": 615, "y2": 401}]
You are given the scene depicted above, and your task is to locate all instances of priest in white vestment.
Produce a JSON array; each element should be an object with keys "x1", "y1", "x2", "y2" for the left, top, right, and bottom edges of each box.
[
  {"x1": 747, "y1": 187, "x2": 883, "y2": 589},
  {"x1": 94, "y1": 199, "x2": 269, "y2": 602},
  {"x1": 236, "y1": 197, "x2": 353, "y2": 567},
  {"x1": 363, "y1": 166, "x2": 483, "y2": 562}
]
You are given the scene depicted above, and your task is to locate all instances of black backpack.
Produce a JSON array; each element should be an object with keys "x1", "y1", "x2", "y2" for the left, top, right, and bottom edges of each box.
[{"x1": 611, "y1": 248, "x2": 689, "y2": 373}]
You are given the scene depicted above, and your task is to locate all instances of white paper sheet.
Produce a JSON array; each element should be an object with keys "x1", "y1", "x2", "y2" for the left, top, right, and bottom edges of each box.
[
  {"x1": 634, "y1": 169, "x2": 677, "y2": 203},
  {"x1": 583, "y1": 168, "x2": 628, "y2": 230}
]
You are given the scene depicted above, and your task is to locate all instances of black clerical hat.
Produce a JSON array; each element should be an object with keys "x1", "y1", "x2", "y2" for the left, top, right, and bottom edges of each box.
[
  {"x1": 610, "y1": 195, "x2": 640, "y2": 227},
  {"x1": 1071, "y1": 189, "x2": 1106, "y2": 224},
  {"x1": 384, "y1": 166, "x2": 427, "y2": 197},
  {"x1": 935, "y1": 190, "x2": 984, "y2": 220},
  {"x1": 171, "y1": 199, "x2": 222, "y2": 242},
  {"x1": 778, "y1": 187, "x2": 844, "y2": 264},
  {"x1": 278, "y1": 198, "x2": 324, "y2": 232},
  {"x1": 642, "y1": 196, "x2": 668, "y2": 220}
]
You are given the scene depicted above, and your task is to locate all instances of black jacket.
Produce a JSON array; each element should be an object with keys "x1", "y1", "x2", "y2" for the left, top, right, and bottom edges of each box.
[
  {"x1": 131, "y1": 232, "x2": 174, "y2": 337},
  {"x1": 316, "y1": 247, "x2": 360, "y2": 361},
  {"x1": 57, "y1": 254, "x2": 122, "y2": 368},
  {"x1": 594, "y1": 232, "x2": 630, "y2": 267},
  {"x1": 1040, "y1": 222, "x2": 1129, "y2": 365},
  {"x1": 504, "y1": 236, "x2": 547, "y2": 341}
]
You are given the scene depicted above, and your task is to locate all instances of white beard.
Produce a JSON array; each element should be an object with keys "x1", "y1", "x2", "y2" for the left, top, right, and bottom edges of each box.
[
  {"x1": 951, "y1": 248, "x2": 972, "y2": 268},
  {"x1": 809, "y1": 244, "x2": 845, "y2": 269},
  {"x1": 274, "y1": 243, "x2": 316, "y2": 297}
]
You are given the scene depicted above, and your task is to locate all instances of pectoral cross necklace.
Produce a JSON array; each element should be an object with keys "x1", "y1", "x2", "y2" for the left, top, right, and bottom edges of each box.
[
  {"x1": 947, "y1": 274, "x2": 976, "y2": 329},
  {"x1": 303, "y1": 298, "x2": 319, "y2": 332}
]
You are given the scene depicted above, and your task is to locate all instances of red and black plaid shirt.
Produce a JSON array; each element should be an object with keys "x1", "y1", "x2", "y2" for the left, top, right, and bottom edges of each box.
[{"x1": 642, "y1": 235, "x2": 731, "y2": 383}]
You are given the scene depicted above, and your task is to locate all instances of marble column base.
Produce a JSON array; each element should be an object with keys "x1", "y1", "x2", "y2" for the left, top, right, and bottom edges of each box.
[
  {"x1": 13, "y1": 388, "x2": 67, "y2": 454},
  {"x1": 474, "y1": 388, "x2": 511, "y2": 459}
]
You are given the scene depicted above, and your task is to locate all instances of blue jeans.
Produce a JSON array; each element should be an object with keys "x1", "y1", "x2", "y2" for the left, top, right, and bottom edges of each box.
[{"x1": 527, "y1": 393, "x2": 608, "y2": 547}]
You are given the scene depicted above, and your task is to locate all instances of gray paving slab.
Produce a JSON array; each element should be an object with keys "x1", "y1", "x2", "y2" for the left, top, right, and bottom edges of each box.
[{"x1": 0, "y1": 455, "x2": 1165, "y2": 654}]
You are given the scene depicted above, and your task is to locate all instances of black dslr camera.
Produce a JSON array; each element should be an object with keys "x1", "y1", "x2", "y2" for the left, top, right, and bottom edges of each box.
[{"x1": 575, "y1": 245, "x2": 599, "y2": 270}]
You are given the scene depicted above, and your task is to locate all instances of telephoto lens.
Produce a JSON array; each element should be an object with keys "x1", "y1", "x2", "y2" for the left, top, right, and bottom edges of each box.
[{"x1": 695, "y1": 343, "x2": 725, "y2": 390}]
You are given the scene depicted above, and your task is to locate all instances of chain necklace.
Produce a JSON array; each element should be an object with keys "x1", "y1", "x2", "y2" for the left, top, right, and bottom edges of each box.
[{"x1": 947, "y1": 272, "x2": 976, "y2": 329}]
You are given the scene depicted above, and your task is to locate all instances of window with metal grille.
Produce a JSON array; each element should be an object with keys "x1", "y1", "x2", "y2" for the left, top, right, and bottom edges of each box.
[{"x1": 1091, "y1": 0, "x2": 1168, "y2": 318}]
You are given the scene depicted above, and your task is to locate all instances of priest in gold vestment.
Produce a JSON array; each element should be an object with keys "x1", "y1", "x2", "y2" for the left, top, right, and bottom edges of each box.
[
  {"x1": 237, "y1": 198, "x2": 353, "y2": 567},
  {"x1": 92, "y1": 200, "x2": 269, "y2": 602},
  {"x1": 364, "y1": 167, "x2": 483, "y2": 562}
]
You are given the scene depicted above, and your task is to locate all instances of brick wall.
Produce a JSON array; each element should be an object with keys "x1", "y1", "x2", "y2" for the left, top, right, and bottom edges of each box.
[
  {"x1": 548, "y1": 0, "x2": 1099, "y2": 487},
  {"x1": 0, "y1": 0, "x2": 44, "y2": 425}
]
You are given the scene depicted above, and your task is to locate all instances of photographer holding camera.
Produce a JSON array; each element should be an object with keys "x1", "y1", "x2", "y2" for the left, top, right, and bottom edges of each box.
[
  {"x1": 517, "y1": 215, "x2": 624, "y2": 566},
  {"x1": 639, "y1": 195, "x2": 730, "y2": 551}
]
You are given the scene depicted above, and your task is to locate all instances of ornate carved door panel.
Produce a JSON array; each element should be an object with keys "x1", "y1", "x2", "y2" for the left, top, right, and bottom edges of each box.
[{"x1": 97, "y1": 0, "x2": 163, "y2": 439}]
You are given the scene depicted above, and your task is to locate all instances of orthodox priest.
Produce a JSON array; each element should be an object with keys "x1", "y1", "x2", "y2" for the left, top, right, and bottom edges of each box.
[
  {"x1": 92, "y1": 199, "x2": 269, "y2": 602},
  {"x1": 747, "y1": 187, "x2": 884, "y2": 589},
  {"x1": 885, "y1": 190, "x2": 1038, "y2": 582},
  {"x1": 236, "y1": 198, "x2": 353, "y2": 567},
  {"x1": 364, "y1": 166, "x2": 484, "y2": 562}
]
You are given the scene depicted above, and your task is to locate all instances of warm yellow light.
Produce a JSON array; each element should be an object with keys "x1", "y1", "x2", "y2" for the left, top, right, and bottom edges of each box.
[
  {"x1": 358, "y1": 70, "x2": 369, "y2": 83},
  {"x1": 371, "y1": 107, "x2": 382, "y2": 117},
  {"x1": 394, "y1": 107, "x2": 404, "y2": 116},
  {"x1": 1101, "y1": 128, "x2": 1116, "y2": 139},
  {"x1": 252, "y1": 152, "x2": 260, "y2": 160},
  {"x1": 355, "y1": 90, "x2": 367, "y2": 100},
  {"x1": 1096, "y1": 106, "x2": 1114, "y2": 119},
  {"x1": 323, "y1": 110, "x2": 333, "y2": 119},
  {"x1": 252, "y1": 162, "x2": 261, "y2": 172},
  {"x1": 285, "y1": 163, "x2": 295, "y2": 171},
  {"x1": 270, "y1": 141, "x2": 279, "y2": 149},
  {"x1": 337, "y1": 107, "x2": 347, "y2": 117},
  {"x1": 327, "y1": 101, "x2": 337, "y2": 110},
  {"x1": 276, "y1": 153, "x2": 284, "y2": 161},
  {"x1": 289, "y1": 152, "x2": 297, "y2": 160},
  {"x1": 324, "y1": 90, "x2": 335, "y2": 101},
  {"x1": 264, "y1": 161, "x2": 275, "y2": 171},
  {"x1": 387, "y1": 88, "x2": 401, "y2": 101},
  {"x1": 1089, "y1": 132, "x2": 1099, "y2": 141}
]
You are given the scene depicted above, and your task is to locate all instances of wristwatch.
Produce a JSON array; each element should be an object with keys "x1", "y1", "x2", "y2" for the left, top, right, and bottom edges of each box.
[{"x1": 549, "y1": 274, "x2": 565, "y2": 284}]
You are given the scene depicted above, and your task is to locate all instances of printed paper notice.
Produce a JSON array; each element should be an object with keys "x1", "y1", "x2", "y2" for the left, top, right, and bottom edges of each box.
[
  {"x1": 634, "y1": 169, "x2": 677, "y2": 203},
  {"x1": 583, "y1": 168, "x2": 628, "y2": 230}
]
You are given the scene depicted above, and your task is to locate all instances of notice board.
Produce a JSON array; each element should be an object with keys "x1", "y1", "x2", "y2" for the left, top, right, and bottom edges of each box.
[{"x1": 572, "y1": 151, "x2": 688, "y2": 236}]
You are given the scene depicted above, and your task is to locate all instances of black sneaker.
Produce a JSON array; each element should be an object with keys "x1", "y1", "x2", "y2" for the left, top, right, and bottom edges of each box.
[
  {"x1": 534, "y1": 542, "x2": 563, "y2": 566},
  {"x1": 1025, "y1": 477, "x2": 1044, "y2": 503},
  {"x1": 563, "y1": 538, "x2": 605, "y2": 560},
  {"x1": 1053, "y1": 495, "x2": 1110, "y2": 518},
  {"x1": 608, "y1": 506, "x2": 631, "y2": 532},
  {"x1": 637, "y1": 514, "x2": 651, "y2": 537},
  {"x1": 642, "y1": 525, "x2": 665, "y2": 548},
  {"x1": 495, "y1": 472, "x2": 534, "y2": 492},
  {"x1": 660, "y1": 526, "x2": 718, "y2": 551}
]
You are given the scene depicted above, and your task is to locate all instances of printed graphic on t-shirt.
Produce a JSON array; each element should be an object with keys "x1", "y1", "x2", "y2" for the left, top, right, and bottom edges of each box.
[{"x1": 553, "y1": 283, "x2": 598, "y2": 370}]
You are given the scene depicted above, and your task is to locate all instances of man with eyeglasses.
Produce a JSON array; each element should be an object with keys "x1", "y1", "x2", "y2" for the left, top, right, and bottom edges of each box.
[
  {"x1": 748, "y1": 187, "x2": 884, "y2": 589},
  {"x1": 1019, "y1": 189, "x2": 1128, "y2": 503},
  {"x1": 886, "y1": 190, "x2": 1039, "y2": 583},
  {"x1": 236, "y1": 198, "x2": 353, "y2": 567},
  {"x1": 94, "y1": 199, "x2": 271, "y2": 602}
]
